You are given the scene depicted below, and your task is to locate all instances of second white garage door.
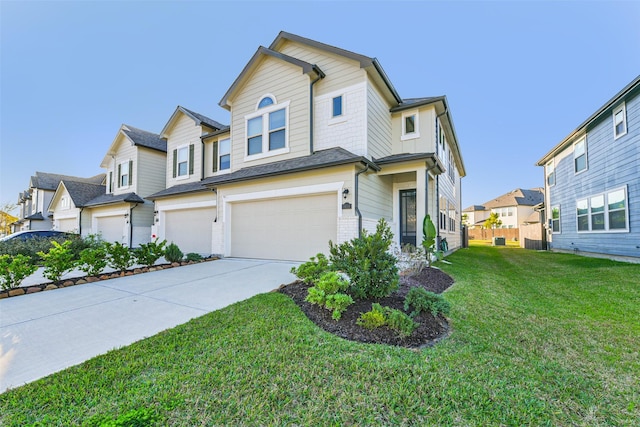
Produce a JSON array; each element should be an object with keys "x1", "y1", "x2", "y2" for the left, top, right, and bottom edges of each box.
[
  {"x1": 164, "y1": 207, "x2": 216, "y2": 255},
  {"x1": 96, "y1": 216, "x2": 125, "y2": 244},
  {"x1": 230, "y1": 193, "x2": 337, "y2": 261},
  {"x1": 57, "y1": 218, "x2": 77, "y2": 233}
]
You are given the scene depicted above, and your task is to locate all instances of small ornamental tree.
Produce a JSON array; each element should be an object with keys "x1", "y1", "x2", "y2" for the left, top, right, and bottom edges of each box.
[
  {"x1": 484, "y1": 212, "x2": 503, "y2": 238},
  {"x1": 0, "y1": 254, "x2": 37, "y2": 290},
  {"x1": 37, "y1": 240, "x2": 76, "y2": 282},
  {"x1": 422, "y1": 215, "x2": 437, "y2": 267}
]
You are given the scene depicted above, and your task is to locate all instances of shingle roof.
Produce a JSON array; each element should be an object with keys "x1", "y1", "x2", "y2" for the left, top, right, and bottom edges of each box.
[
  {"x1": 83, "y1": 192, "x2": 145, "y2": 207},
  {"x1": 147, "y1": 181, "x2": 211, "y2": 200},
  {"x1": 122, "y1": 125, "x2": 167, "y2": 153},
  {"x1": 180, "y1": 107, "x2": 227, "y2": 131},
  {"x1": 201, "y1": 147, "x2": 375, "y2": 187},
  {"x1": 62, "y1": 181, "x2": 107, "y2": 207},
  {"x1": 482, "y1": 188, "x2": 544, "y2": 209},
  {"x1": 25, "y1": 212, "x2": 45, "y2": 220},
  {"x1": 463, "y1": 205, "x2": 486, "y2": 212},
  {"x1": 31, "y1": 172, "x2": 105, "y2": 191}
]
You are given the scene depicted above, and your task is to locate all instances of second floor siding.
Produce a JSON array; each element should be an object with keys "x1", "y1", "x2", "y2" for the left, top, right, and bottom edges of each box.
[
  {"x1": 107, "y1": 139, "x2": 138, "y2": 195},
  {"x1": 367, "y1": 81, "x2": 393, "y2": 160},
  {"x1": 230, "y1": 55, "x2": 310, "y2": 170},
  {"x1": 165, "y1": 113, "x2": 205, "y2": 185},
  {"x1": 391, "y1": 107, "x2": 437, "y2": 155},
  {"x1": 137, "y1": 149, "x2": 167, "y2": 198}
]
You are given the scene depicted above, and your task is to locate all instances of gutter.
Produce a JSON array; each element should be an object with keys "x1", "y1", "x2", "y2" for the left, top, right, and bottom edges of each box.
[
  {"x1": 354, "y1": 164, "x2": 370, "y2": 238},
  {"x1": 309, "y1": 65, "x2": 325, "y2": 154}
]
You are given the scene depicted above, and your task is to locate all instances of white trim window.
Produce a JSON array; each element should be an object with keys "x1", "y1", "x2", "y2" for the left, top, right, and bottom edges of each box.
[
  {"x1": 218, "y1": 138, "x2": 230, "y2": 171},
  {"x1": 177, "y1": 145, "x2": 189, "y2": 178},
  {"x1": 551, "y1": 205, "x2": 561, "y2": 233},
  {"x1": 613, "y1": 103, "x2": 627, "y2": 139},
  {"x1": 245, "y1": 96, "x2": 290, "y2": 159},
  {"x1": 332, "y1": 95, "x2": 343, "y2": 117},
  {"x1": 576, "y1": 186, "x2": 629, "y2": 232},
  {"x1": 61, "y1": 196, "x2": 70, "y2": 210},
  {"x1": 546, "y1": 160, "x2": 555, "y2": 186},
  {"x1": 118, "y1": 160, "x2": 132, "y2": 188},
  {"x1": 401, "y1": 111, "x2": 419, "y2": 140},
  {"x1": 574, "y1": 137, "x2": 587, "y2": 173}
]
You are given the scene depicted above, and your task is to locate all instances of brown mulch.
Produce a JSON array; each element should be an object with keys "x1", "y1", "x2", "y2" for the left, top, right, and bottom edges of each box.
[{"x1": 278, "y1": 267, "x2": 454, "y2": 348}]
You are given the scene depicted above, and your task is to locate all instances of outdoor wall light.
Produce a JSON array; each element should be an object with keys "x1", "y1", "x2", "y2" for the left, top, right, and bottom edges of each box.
[{"x1": 342, "y1": 188, "x2": 349, "y2": 199}]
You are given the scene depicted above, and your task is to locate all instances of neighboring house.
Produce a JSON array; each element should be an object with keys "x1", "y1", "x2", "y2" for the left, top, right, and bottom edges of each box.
[
  {"x1": 147, "y1": 32, "x2": 465, "y2": 261},
  {"x1": 147, "y1": 106, "x2": 228, "y2": 255},
  {"x1": 11, "y1": 172, "x2": 105, "y2": 233},
  {"x1": 49, "y1": 124, "x2": 167, "y2": 247},
  {"x1": 463, "y1": 188, "x2": 544, "y2": 229},
  {"x1": 536, "y1": 75, "x2": 639, "y2": 259},
  {"x1": 0, "y1": 211, "x2": 18, "y2": 237}
]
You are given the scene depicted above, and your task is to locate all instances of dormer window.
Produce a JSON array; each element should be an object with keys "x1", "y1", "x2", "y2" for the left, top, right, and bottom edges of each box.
[{"x1": 401, "y1": 110, "x2": 420, "y2": 141}]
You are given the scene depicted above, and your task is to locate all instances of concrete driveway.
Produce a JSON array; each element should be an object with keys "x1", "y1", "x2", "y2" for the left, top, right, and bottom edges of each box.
[{"x1": 0, "y1": 258, "x2": 297, "y2": 392}]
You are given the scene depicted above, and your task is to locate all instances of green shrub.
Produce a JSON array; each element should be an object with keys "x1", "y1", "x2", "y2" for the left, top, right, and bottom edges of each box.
[
  {"x1": 185, "y1": 252, "x2": 202, "y2": 262},
  {"x1": 356, "y1": 303, "x2": 387, "y2": 329},
  {"x1": 404, "y1": 287, "x2": 451, "y2": 317},
  {"x1": 385, "y1": 307, "x2": 418, "y2": 338},
  {"x1": 329, "y1": 218, "x2": 399, "y2": 299},
  {"x1": 37, "y1": 240, "x2": 76, "y2": 281},
  {"x1": 0, "y1": 254, "x2": 37, "y2": 290},
  {"x1": 164, "y1": 242, "x2": 183, "y2": 263},
  {"x1": 76, "y1": 246, "x2": 108, "y2": 277},
  {"x1": 0, "y1": 237, "x2": 57, "y2": 261},
  {"x1": 104, "y1": 242, "x2": 134, "y2": 272},
  {"x1": 134, "y1": 239, "x2": 167, "y2": 267},
  {"x1": 325, "y1": 293, "x2": 354, "y2": 321},
  {"x1": 290, "y1": 253, "x2": 331, "y2": 284},
  {"x1": 85, "y1": 407, "x2": 160, "y2": 427},
  {"x1": 305, "y1": 271, "x2": 354, "y2": 321}
]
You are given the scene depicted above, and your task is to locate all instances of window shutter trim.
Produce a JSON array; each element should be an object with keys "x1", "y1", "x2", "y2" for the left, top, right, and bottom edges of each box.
[
  {"x1": 188, "y1": 144, "x2": 195, "y2": 175},
  {"x1": 129, "y1": 160, "x2": 133, "y2": 186},
  {"x1": 117, "y1": 164, "x2": 122, "y2": 188},
  {"x1": 172, "y1": 149, "x2": 177, "y2": 178},
  {"x1": 212, "y1": 141, "x2": 218, "y2": 173}
]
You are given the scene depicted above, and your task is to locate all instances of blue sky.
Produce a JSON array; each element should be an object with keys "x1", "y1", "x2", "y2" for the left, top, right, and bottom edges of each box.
[{"x1": 1, "y1": 1, "x2": 639, "y2": 213}]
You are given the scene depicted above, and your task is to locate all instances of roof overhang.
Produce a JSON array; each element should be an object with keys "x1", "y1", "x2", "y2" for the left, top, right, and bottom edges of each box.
[
  {"x1": 374, "y1": 153, "x2": 445, "y2": 176},
  {"x1": 537, "y1": 74, "x2": 640, "y2": 166},
  {"x1": 219, "y1": 46, "x2": 324, "y2": 110}
]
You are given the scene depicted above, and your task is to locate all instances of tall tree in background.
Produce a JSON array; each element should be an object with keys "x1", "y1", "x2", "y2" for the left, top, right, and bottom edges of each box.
[{"x1": 484, "y1": 212, "x2": 502, "y2": 238}]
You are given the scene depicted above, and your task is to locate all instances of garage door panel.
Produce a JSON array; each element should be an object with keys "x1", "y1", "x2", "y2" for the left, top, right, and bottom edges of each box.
[
  {"x1": 230, "y1": 193, "x2": 337, "y2": 261},
  {"x1": 57, "y1": 218, "x2": 77, "y2": 233},
  {"x1": 96, "y1": 216, "x2": 124, "y2": 244},
  {"x1": 164, "y1": 207, "x2": 215, "y2": 255}
]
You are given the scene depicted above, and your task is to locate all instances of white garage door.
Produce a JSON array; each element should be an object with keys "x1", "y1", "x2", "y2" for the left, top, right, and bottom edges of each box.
[
  {"x1": 164, "y1": 207, "x2": 216, "y2": 255},
  {"x1": 57, "y1": 218, "x2": 77, "y2": 233},
  {"x1": 230, "y1": 193, "x2": 337, "y2": 261},
  {"x1": 96, "y1": 216, "x2": 125, "y2": 244}
]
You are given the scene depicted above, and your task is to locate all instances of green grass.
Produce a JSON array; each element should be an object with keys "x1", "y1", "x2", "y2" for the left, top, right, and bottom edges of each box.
[{"x1": 1, "y1": 246, "x2": 639, "y2": 426}]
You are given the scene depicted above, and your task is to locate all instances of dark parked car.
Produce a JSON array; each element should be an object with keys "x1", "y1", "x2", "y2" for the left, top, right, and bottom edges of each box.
[{"x1": 0, "y1": 230, "x2": 76, "y2": 242}]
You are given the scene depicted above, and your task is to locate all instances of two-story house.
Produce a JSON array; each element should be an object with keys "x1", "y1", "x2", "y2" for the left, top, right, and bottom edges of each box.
[
  {"x1": 536, "y1": 75, "x2": 639, "y2": 259},
  {"x1": 463, "y1": 188, "x2": 544, "y2": 229},
  {"x1": 12, "y1": 172, "x2": 105, "y2": 233},
  {"x1": 147, "y1": 106, "x2": 228, "y2": 255},
  {"x1": 148, "y1": 32, "x2": 465, "y2": 261},
  {"x1": 49, "y1": 124, "x2": 166, "y2": 247}
]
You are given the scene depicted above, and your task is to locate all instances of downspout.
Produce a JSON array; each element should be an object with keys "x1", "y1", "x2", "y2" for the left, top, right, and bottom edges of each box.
[
  {"x1": 201, "y1": 138, "x2": 205, "y2": 180},
  {"x1": 78, "y1": 208, "x2": 84, "y2": 236},
  {"x1": 128, "y1": 203, "x2": 138, "y2": 248},
  {"x1": 309, "y1": 67, "x2": 325, "y2": 154},
  {"x1": 354, "y1": 164, "x2": 370, "y2": 238}
]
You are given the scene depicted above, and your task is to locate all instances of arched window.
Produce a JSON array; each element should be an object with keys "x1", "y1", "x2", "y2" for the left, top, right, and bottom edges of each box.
[{"x1": 258, "y1": 96, "x2": 274, "y2": 109}]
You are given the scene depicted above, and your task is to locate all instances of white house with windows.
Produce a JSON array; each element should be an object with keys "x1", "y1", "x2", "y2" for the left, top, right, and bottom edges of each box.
[
  {"x1": 147, "y1": 32, "x2": 465, "y2": 260},
  {"x1": 537, "y1": 75, "x2": 639, "y2": 260},
  {"x1": 463, "y1": 188, "x2": 543, "y2": 229}
]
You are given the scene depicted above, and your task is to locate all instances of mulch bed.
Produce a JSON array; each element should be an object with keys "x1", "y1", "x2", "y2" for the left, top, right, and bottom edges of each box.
[{"x1": 278, "y1": 267, "x2": 454, "y2": 348}]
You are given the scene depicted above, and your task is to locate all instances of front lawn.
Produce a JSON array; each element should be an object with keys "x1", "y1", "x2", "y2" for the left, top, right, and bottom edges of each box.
[{"x1": 1, "y1": 246, "x2": 638, "y2": 425}]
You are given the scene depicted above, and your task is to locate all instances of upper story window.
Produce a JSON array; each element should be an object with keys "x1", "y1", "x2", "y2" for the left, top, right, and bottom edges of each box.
[
  {"x1": 258, "y1": 96, "x2": 274, "y2": 109},
  {"x1": 245, "y1": 95, "x2": 290, "y2": 159},
  {"x1": 172, "y1": 144, "x2": 194, "y2": 178},
  {"x1": 401, "y1": 111, "x2": 419, "y2": 141},
  {"x1": 332, "y1": 96, "x2": 343, "y2": 117},
  {"x1": 551, "y1": 205, "x2": 561, "y2": 233},
  {"x1": 613, "y1": 103, "x2": 627, "y2": 139},
  {"x1": 546, "y1": 160, "x2": 555, "y2": 186},
  {"x1": 213, "y1": 138, "x2": 231, "y2": 172},
  {"x1": 576, "y1": 186, "x2": 628, "y2": 232},
  {"x1": 61, "y1": 196, "x2": 70, "y2": 210},
  {"x1": 118, "y1": 160, "x2": 132, "y2": 188},
  {"x1": 574, "y1": 137, "x2": 587, "y2": 173}
]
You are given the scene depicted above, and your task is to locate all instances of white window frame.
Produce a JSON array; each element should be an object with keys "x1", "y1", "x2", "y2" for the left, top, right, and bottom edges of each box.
[
  {"x1": 576, "y1": 186, "x2": 629, "y2": 233},
  {"x1": 550, "y1": 205, "x2": 561, "y2": 233},
  {"x1": 217, "y1": 138, "x2": 231, "y2": 173},
  {"x1": 546, "y1": 160, "x2": 555, "y2": 187},
  {"x1": 119, "y1": 161, "x2": 130, "y2": 188},
  {"x1": 401, "y1": 110, "x2": 420, "y2": 141},
  {"x1": 245, "y1": 99, "x2": 290, "y2": 161},
  {"x1": 61, "y1": 196, "x2": 70, "y2": 210},
  {"x1": 329, "y1": 93, "x2": 347, "y2": 125},
  {"x1": 613, "y1": 103, "x2": 627, "y2": 139},
  {"x1": 176, "y1": 145, "x2": 189, "y2": 179},
  {"x1": 573, "y1": 137, "x2": 587, "y2": 174}
]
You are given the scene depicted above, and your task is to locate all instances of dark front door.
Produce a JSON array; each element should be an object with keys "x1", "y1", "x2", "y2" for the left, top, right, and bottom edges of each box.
[{"x1": 400, "y1": 189, "x2": 417, "y2": 247}]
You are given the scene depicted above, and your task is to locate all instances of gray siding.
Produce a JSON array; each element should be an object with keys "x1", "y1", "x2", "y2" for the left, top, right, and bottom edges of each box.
[
  {"x1": 549, "y1": 88, "x2": 640, "y2": 258},
  {"x1": 366, "y1": 81, "x2": 393, "y2": 160},
  {"x1": 359, "y1": 173, "x2": 393, "y2": 220}
]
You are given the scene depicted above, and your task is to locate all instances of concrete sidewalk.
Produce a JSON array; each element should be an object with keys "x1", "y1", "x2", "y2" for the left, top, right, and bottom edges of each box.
[{"x1": 0, "y1": 258, "x2": 297, "y2": 392}]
